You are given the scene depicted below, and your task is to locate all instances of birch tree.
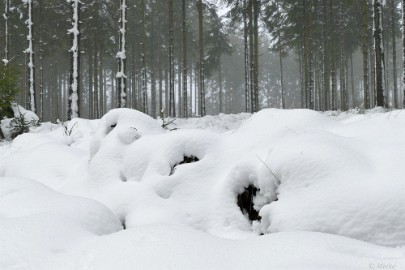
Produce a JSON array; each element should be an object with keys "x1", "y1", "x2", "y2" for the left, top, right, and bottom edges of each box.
[
  {"x1": 67, "y1": 0, "x2": 81, "y2": 120},
  {"x1": 117, "y1": 0, "x2": 127, "y2": 108}
]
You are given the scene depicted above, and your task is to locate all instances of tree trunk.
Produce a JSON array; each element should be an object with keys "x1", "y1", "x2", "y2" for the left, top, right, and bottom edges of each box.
[
  {"x1": 253, "y1": 0, "x2": 260, "y2": 111},
  {"x1": 168, "y1": 0, "x2": 175, "y2": 116},
  {"x1": 182, "y1": 0, "x2": 188, "y2": 118},
  {"x1": 392, "y1": 0, "x2": 398, "y2": 109},
  {"x1": 141, "y1": 0, "x2": 148, "y2": 114},
  {"x1": 243, "y1": 0, "x2": 250, "y2": 112},
  {"x1": 3, "y1": 0, "x2": 9, "y2": 67},
  {"x1": 403, "y1": 0, "x2": 405, "y2": 108},
  {"x1": 117, "y1": 0, "x2": 127, "y2": 108},
  {"x1": 67, "y1": 0, "x2": 80, "y2": 120},
  {"x1": 373, "y1": 0, "x2": 385, "y2": 107},
  {"x1": 279, "y1": 40, "x2": 285, "y2": 109},
  {"x1": 197, "y1": 0, "x2": 206, "y2": 116},
  {"x1": 25, "y1": 0, "x2": 36, "y2": 113},
  {"x1": 361, "y1": 0, "x2": 370, "y2": 109}
]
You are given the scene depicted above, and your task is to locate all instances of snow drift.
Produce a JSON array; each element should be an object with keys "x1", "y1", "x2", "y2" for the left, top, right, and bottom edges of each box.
[{"x1": 0, "y1": 108, "x2": 404, "y2": 269}]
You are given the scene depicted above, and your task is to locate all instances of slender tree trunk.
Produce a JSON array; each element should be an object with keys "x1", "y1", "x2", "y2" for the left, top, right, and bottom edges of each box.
[
  {"x1": 67, "y1": 0, "x2": 80, "y2": 120},
  {"x1": 94, "y1": 46, "x2": 99, "y2": 118},
  {"x1": 168, "y1": 0, "x2": 175, "y2": 116},
  {"x1": 392, "y1": 0, "x2": 398, "y2": 109},
  {"x1": 253, "y1": 0, "x2": 260, "y2": 111},
  {"x1": 350, "y1": 52, "x2": 355, "y2": 108},
  {"x1": 243, "y1": 0, "x2": 250, "y2": 112},
  {"x1": 182, "y1": 0, "x2": 188, "y2": 118},
  {"x1": 248, "y1": 1, "x2": 255, "y2": 112},
  {"x1": 308, "y1": 0, "x2": 314, "y2": 110},
  {"x1": 38, "y1": 0, "x2": 44, "y2": 120},
  {"x1": 197, "y1": 0, "x2": 205, "y2": 116},
  {"x1": 117, "y1": 0, "x2": 127, "y2": 108},
  {"x1": 279, "y1": 40, "x2": 285, "y2": 109},
  {"x1": 3, "y1": 0, "x2": 9, "y2": 67},
  {"x1": 218, "y1": 58, "x2": 223, "y2": 113},
  {"x1": 373, "y1": 0, "x2": 385, "y2": 107},
  {"x1": 403, "y1": 0, "x2": 405, "y2": 107},
  {"x1": 322, "y1": 0, "x2": 330, "y2": 111},
  {"x1": 141, "y1": 0, "x2": 148, "y2": 114},
  {"x1": 25, "y1": 0, "x2": 36, "y2": 113},
  {"x1": 361, "y1": 0, "x2": 370, "y2": 109}
]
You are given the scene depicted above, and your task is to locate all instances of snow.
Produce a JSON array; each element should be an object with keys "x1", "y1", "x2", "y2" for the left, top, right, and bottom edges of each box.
[{"x1": 0, "y1": 108, "x2": 405, "y2": 269}]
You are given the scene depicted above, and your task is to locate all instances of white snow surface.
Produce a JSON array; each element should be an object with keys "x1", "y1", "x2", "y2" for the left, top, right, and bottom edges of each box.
[{"x1": 0, "y1": 108, "x2": 404, "y2": 270}]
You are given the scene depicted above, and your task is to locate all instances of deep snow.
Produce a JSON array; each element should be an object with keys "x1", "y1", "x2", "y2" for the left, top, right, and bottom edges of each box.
[{"x1": 0, "y1": 108, "x2": 404, "y2": 270}]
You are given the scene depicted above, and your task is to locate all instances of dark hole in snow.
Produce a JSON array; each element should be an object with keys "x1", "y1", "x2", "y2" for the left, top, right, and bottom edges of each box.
[
  {"x1": 237, "y1": 185, "x2": 261, "y2": 222},
  {"x1": 111, "y1": 124, "x2": 117, "y2": 128},
  {"x1": 170, "y1": 155, "x2": 200, "y2": 176}
]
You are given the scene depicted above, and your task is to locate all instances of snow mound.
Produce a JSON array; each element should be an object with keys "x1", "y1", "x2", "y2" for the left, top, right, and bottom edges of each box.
[
  {"x1": 58, "y1": 225, "x2": 405, "y2": 270},
  {"x1": 90, "y1": 108, "x2": 164, "y2": 157},
  {"x1": 3, "y1": 133, "x2": 88, "y2": 189},
  {"x1": 0, "y1": 176, "x2": 122, "y2": 269}
]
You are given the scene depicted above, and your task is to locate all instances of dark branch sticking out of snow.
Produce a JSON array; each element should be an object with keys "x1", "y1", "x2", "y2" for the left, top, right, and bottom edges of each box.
[
  {"x1": 169, "y1": 155, "x2": 200, "y2": 176},
  {"x1": 120, "y1": 171, "x2": 128, "y2": 182},
  {"x1": 237, "y1": 185, "x2": 261, "y2": 223},
  {"x1": 121, "y1": 217, "x2": 126, "y2": 230}
]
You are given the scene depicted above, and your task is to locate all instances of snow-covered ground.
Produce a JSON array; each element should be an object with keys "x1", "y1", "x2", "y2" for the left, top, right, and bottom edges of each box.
[{"x1": 1, "y1": 108, "x2": 405, "y2": 270}]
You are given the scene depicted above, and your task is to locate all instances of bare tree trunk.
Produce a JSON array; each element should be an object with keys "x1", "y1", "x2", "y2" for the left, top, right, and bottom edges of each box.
[
  {"x1": 3, "y1": 0, "x2": 9, "y2": 67},
  {"x1": 253, "y1": 0, "x2": 260, "y2": 111},
  {"x1": 67, "y1": 0, "x2": 80, "y2": 120},
  {"x1": 182, "y1": 0, "x2": 188, "y2": 118},
  {"x1": 94, "y1": 46, "x2": 99, "y2": 118},
  {"x1": 373, "y1": 0, "x2": 385, "y2": 107},
  {"x1": 322, "y1": 0, "x2": 330, "y2": 111},
  {"x1": 392, "y1": 0, "x2": 398, "y2": 109},
  {"x1": 141, "y1": 0, "x2": 148, "y2": 114},
  {"x1": 279, "y1": 40, "x2": 285, "y2": 109},
  {"x1": 243, "y1": 0, "x2": 250, "y2": 112},
  {"x1": 197, "y1": 0, "x2": 206, "y2": 116},
  {"x1": 361, "y1": 0, "x2": 370, "y2": 109},
  {"x1": 218, "y1": 58, "x2": 223, "y2": 113},
  {"x1": 403, "y1": 0, "x2": 405, "y2": 108},
  {"x1": 38, "y1": 0, "x2": 44, "y2": 120},
  {"x1": 25, "y1": 0, "x2": 36, "y2": 113},
  {"x1": 117, "y1": 0, "x2": 127, "y2": 108},
  {"x1": 168, "y1": 0, "x2": 175, "y2": 116},
  {"x1": 248, "y1": 1, "x2": 255, "y2": 112}
]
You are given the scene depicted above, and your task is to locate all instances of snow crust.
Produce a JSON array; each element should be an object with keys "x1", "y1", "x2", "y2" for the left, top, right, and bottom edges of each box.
[{"x1": 1, "y1": 108, "x2": 404, "y2": 269}]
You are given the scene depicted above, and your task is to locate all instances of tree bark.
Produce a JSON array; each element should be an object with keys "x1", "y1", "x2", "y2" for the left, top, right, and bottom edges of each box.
[
  {"x1": 182, "y1": 0, "x2": 188, "y2": 118},
  {"x1": 197, "y1": 0, "x2": 206, "y2": 116},
  {"x1": 373, "y1": 0, "x2": 385, "y2": 107}
]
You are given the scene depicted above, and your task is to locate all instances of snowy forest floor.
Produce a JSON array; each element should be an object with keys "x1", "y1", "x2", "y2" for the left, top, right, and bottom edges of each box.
[{"x1": 1, "y1": 108, "x2": 405, "y2": 270}]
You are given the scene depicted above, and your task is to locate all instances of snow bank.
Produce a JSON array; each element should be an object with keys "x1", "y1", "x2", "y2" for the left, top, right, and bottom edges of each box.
[
  {"x1": 0, "y1": 177, "x2": 122, "y2": 269},
  {"x1": 58, "y1": 225, "x2": 405, "y2": 270},
  {"x1": 1, "y1": 108, "x2": 405, "y2": 269}
]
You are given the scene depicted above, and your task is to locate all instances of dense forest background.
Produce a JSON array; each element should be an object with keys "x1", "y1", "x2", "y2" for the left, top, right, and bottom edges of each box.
[{"x1": 0, "y1": 0, "x2": 403, "y2": 121}]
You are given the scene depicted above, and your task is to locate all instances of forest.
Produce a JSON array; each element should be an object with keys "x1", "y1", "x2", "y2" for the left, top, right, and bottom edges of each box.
[
  {"x1": 1, "y1": 0, "x2": 404, "y2": 122},
  {"x1": 1, "y1": 1, "x2": 405, "y2": 269}
]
